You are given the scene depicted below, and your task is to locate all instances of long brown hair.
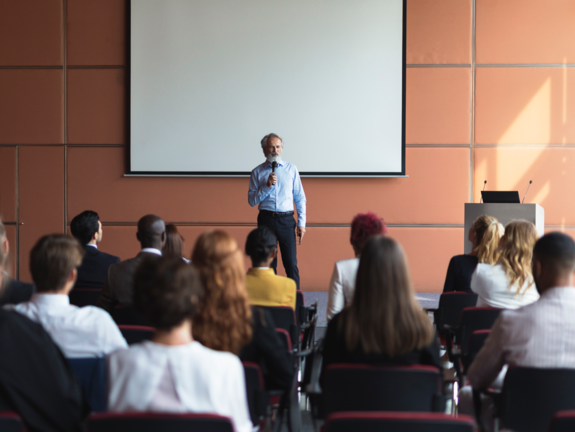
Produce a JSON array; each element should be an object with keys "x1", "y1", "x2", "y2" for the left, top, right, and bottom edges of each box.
[
  {"x1": 162, "y1": 224, "x2": 184, "y2": 258},
  {"x1": 191, "y1": 230, "x2": 252, "y2": 355},
  {"x1": 341, "y1": 236, "x2": 434, "y2": 356},
  {"x1": 471, "y1": 215, "x2": 504, "y2": 264},
  {"x1": 498, "y1": 220, "x2": 538, "y2": 294}
]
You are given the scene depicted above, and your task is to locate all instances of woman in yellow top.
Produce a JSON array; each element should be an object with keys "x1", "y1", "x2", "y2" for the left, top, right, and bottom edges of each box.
[{"x1": 244, "y1": 226, "x2": 297, "y2": 310}]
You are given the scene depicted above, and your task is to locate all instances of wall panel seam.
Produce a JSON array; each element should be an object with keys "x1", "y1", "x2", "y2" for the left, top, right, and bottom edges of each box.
[
  {"x1": 15, "y1": 146, "x2": 19, "y2": 279},
  {"x1": 63, "y1": 0, "x2": 68, "y2": 233},
  {"x1": 470, "y1": 0, "x2": 476, "y2": 203}
]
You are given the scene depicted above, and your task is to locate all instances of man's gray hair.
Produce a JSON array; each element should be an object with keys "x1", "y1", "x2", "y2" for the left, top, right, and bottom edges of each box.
[{"x1": 261, "y1": 133, "x2": 283, "y2": 149}]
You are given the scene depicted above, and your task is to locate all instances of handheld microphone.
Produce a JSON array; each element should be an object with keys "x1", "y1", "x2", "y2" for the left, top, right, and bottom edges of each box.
[
  {"x1": 272, "y1": 161, "x2": 277, "y2": 173},
  {"x1": 522, "y1": 180, "x2": 533, "y2": 203},
  {"x1": 480, "y1": 180, "x2": 487, "y2": 203}
]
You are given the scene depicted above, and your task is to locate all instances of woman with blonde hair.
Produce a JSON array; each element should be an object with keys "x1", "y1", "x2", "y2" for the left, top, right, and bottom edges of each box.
[
  {"x1": 443, "y1": 215, "x2": 504, "y2": 293},
  {"x1": 471, "y1": 219, "x2": 539, "y2": 308},
  {"x1": 192, "y1": 230, "x2": 293, "y2": 391},
  {"x1": 322, "y1": 236, "x2": 440, "y2": 373}
]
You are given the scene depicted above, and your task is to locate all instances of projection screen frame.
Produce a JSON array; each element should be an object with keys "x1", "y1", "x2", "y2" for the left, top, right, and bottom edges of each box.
[{"x1": 127, "y1": 0, "x2": 407, "y2": 178}]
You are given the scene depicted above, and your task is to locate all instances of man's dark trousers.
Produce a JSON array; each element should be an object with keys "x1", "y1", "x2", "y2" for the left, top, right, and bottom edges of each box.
[{"x1": 257, "y1": 211, "x2": 300, "y2": 290}]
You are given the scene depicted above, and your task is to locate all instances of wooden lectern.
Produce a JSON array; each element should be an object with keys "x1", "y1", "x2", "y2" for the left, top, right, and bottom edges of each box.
[{"x1": 464, "y1": 204, "x2": 545, "y2": 253}]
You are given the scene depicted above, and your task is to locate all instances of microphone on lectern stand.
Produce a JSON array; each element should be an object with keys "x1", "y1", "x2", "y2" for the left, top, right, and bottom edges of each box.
[
  {"x1": 522, "y1": 180, "x2": 533, "y2": 203},
  {"x1": 272, "y1": 161, "x2": 278, "y2": 173},
  {"x1": 480, "y1": 180, "x2": 487, "y2": 203}
]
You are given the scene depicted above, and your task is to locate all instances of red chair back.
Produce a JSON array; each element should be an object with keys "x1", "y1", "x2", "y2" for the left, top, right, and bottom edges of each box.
[
  {"x1": 323, "y1": 364, "x2": 444, "y2": 416},
  {"x1": 87, "y1": 412, "x2": 234, "y2": 432},
  {"x1": 550, "y1": 410, "x2": 575, "y2": 432},
  {"x1": 458, "y1": 307, "x2": 501, "y2": 353},
  {"x1": 0, "y1": 412, "x2": 26, "y2": 432},
  {"x1": 324, "y1": 412, "x2": 475, "y2": 432}
]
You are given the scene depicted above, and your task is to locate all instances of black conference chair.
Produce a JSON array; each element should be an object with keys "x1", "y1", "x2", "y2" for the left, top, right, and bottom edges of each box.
[
  {"x1": 322, "y1": 364, "x2": 445, "y2": 417},
  {"x1": 67, "y1": 357, "x2": 107, "y2": 412},
  {"x1": 324, "y1": 412, "x2": 476, "y2": 432},
  {"x1": 118, "y1": 325, "x2": 154, "y2": 345},
  {"x1": 0, "y1": 412, "x2": 26, "y2": 432},
  {"x1": 474, "y1": 367, "x2": 575, "y2": 432},
  {"x1": 69, "y1": 288, "x2": 101, "y2": 307},
  {"x1": 262, "y1": 306, "x2": 299, "y2": 348},
  {"x1": 243, "y1": 361, "x2": 269, "y2": 427},
  {"x1": 87, "y1": 413, "x2": 234, "y2": 432},
  {"x1": 432, "y1": 292, "x2": 478, "y2": 343},
  {"x1": 549, "y1": 410, "x2": 575, "y2": 432},
  {"x1": 461, "y1": 329, "x2": 491, "y2": 373},
  {"x1": 112, "y1": 306, "x2": 152, "y2": 326}
]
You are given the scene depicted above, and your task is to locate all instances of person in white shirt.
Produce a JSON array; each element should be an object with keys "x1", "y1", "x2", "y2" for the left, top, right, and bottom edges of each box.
[
  {"x1": 107, "y1": 256, "x2": 252, "y2": 432},
  {"x1": 460, "y1": 232, "x2": 575, "y2": 429},
  {"x1": 470, "y1": 219, "x2": 540, "y2": 309},
  {"x1": 326, "y1": 212, "x2": 387, "y2": 320},
  {"x1": 6, "y1": 234, "x2": 127, "y2": 358}
]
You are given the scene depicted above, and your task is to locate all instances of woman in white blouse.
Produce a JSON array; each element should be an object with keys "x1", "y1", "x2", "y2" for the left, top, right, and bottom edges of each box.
[
  {"x1": 107, "y1": 257, "x2": 252, "y2": 432},
  {"x1": 471, "y1": 219, "x2": 540, "y2": 309},
  {"x1": 326, "y1": 212, "x2": 387, "y2": 320}
]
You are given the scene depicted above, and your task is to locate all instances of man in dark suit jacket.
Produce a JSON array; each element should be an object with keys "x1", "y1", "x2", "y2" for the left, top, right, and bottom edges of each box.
[
  {"x1": 70, "y1": 210, "x2": 120, "y2": 289},
  {"x1": 0, "y1": 219, "x2": 35, "y2": 305},
  {"x1": 97, "y1": 214, "x2": 165, "y2": 313}
]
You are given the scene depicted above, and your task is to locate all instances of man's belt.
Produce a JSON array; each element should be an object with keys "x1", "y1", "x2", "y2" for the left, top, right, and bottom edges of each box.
[{"x1": 260, "y1": 210, "x2": 295, "y2": 218}]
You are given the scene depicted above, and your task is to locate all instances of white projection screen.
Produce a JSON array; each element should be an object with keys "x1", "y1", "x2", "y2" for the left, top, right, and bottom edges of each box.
[{"x1": 129, "y1": 0, "x2": 406, "y2": 176}]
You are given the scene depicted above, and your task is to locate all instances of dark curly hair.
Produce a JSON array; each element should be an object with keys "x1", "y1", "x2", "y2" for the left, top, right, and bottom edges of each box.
[
  {"x1": 133, "y1": 256, "x2": 204, "y2": 331},
  {"x1": 350, "y1": 212, "x2": 387, "y2": 253}
]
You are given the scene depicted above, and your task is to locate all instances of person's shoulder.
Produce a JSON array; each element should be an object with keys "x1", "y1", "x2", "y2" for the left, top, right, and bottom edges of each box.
[
  {"x1": 252, "y1": 161, "x2": 268, "y2": 173},
  {"x1": 97, "y1": 250, "x2": 121, "y2": 264},
  {"x1": 335, "y1": 258, "x2": 359, "y2": 271},
  {"x1": 271, "y1": 273, "x2": 297, "y2": 288},
  {"x1": 77, "y1": 305, "x2": 115, "y2": 321},
  {"x1": 0, "y1": 308, "x2": 50, "y2": 339},
  {"x1": 193, "y1": 342, "x2": 242, "y2": 368},
  {"x1": 451, "y1": 254, "x2": 477, "y2": 264}
]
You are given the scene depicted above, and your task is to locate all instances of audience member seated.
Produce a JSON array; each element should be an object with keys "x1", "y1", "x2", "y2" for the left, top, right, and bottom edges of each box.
[
  {"x1": 192, "y1": 230, "x2": 294, "y2": 391},
  {"x1": 6, "y1": 234, "x2": 127, "y2": 357},
  {"x1": 322, "y1": 235, "x2": 441, "y2": 377},
  {"x1": 107, "y1": 256, "x2": 253, "y2": 432},
  {"x1": 471, "y1": 219, "x2": 539, "y2": 308},
  {"x1": 245, "y1": 226, "x2": 296, "y2": 309},
  {"x1": 459, "y1": 232, "x2": 575, "y2": 425},
  {"x1": 443, "y1": 215, "x2": 503, "y2": 293},
  {"x1": 162, "y1": 223, "x2": 190, "y2": 263},
  {"x1": 0, "y1": 219, "x2": 35, "y2": 306},
  {"x1": 0, "y1": 235, "x2": 87, "y2": 432},
  {"x1": 70, "y1": 210, "x2": 120, "y2": 289},
  {"x1": 326, "y1": 212, "x2": 387, "y2": 320},
  {"x1": 97, "y1": 214, "x2": 165, "y2": 313}
]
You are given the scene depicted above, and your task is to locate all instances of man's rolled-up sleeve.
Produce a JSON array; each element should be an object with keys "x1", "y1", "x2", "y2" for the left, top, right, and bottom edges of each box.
[{"x1": 248, "y1": 170, "x2": 272, "y2": 207}]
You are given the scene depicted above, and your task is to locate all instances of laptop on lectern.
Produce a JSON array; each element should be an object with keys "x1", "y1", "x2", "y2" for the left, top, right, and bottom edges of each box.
[{"x1": 481, "y1": 191, "x2": 521, "y2": 204}]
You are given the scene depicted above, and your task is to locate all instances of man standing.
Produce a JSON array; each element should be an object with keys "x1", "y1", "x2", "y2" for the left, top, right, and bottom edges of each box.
[{"x1": 248, "y1": 133, "x2": 306, "y2": 289}]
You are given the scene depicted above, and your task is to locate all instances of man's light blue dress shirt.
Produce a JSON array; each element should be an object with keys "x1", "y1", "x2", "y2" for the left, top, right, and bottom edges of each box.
[{"x1": 248, "y1": 160, "x2": 307, "y2": 227}]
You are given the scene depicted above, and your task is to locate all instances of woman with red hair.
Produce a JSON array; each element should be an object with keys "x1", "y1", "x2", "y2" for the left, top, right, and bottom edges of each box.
[{"x1": 326, "y1": 212, "x2": 387, "y2": 320}]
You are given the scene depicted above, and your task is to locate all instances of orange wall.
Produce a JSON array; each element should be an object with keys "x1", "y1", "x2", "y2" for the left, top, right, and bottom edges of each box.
[{"x1": 0, "y1": 0, "x2": 573, "y2": 292}]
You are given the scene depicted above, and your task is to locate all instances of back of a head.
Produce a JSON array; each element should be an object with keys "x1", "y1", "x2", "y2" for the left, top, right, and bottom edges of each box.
[
  {"x1": 162, "y1": 224, "x2": 184, "y2": 257},
  {"x1": 472, "y1": 215, "x2": 504, "y2": 264},
  {"x1": 350, "y1": 212, "x2": 388, "y2": 253},
  {"x1": 533, "y1": 232, "x2": 575, "y2": 279},
  {"x1": 191, "y1": 230, "x2": 252, "y2": 354},
  {"x1": 137, "y1": 214, "x2": 165, "y2": 249},
  {"x1": 70, "y1": 210, "x2": 99, "y2": 245},
  {"x1": 245, "y1": 226, "x2": 277, "y2": 266},
  {"x1": 133, "y1": 256, "x2": 203, "y2": 330},
  {"x1": 500, "y1": 219, "x2": 538, "y2": 293},
  {"x1": 344, "y1": 235, "x2": 433, "y2": 357},
  {"x1": 30, "y1": 234, "x2": 84, "y2": 293}
]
